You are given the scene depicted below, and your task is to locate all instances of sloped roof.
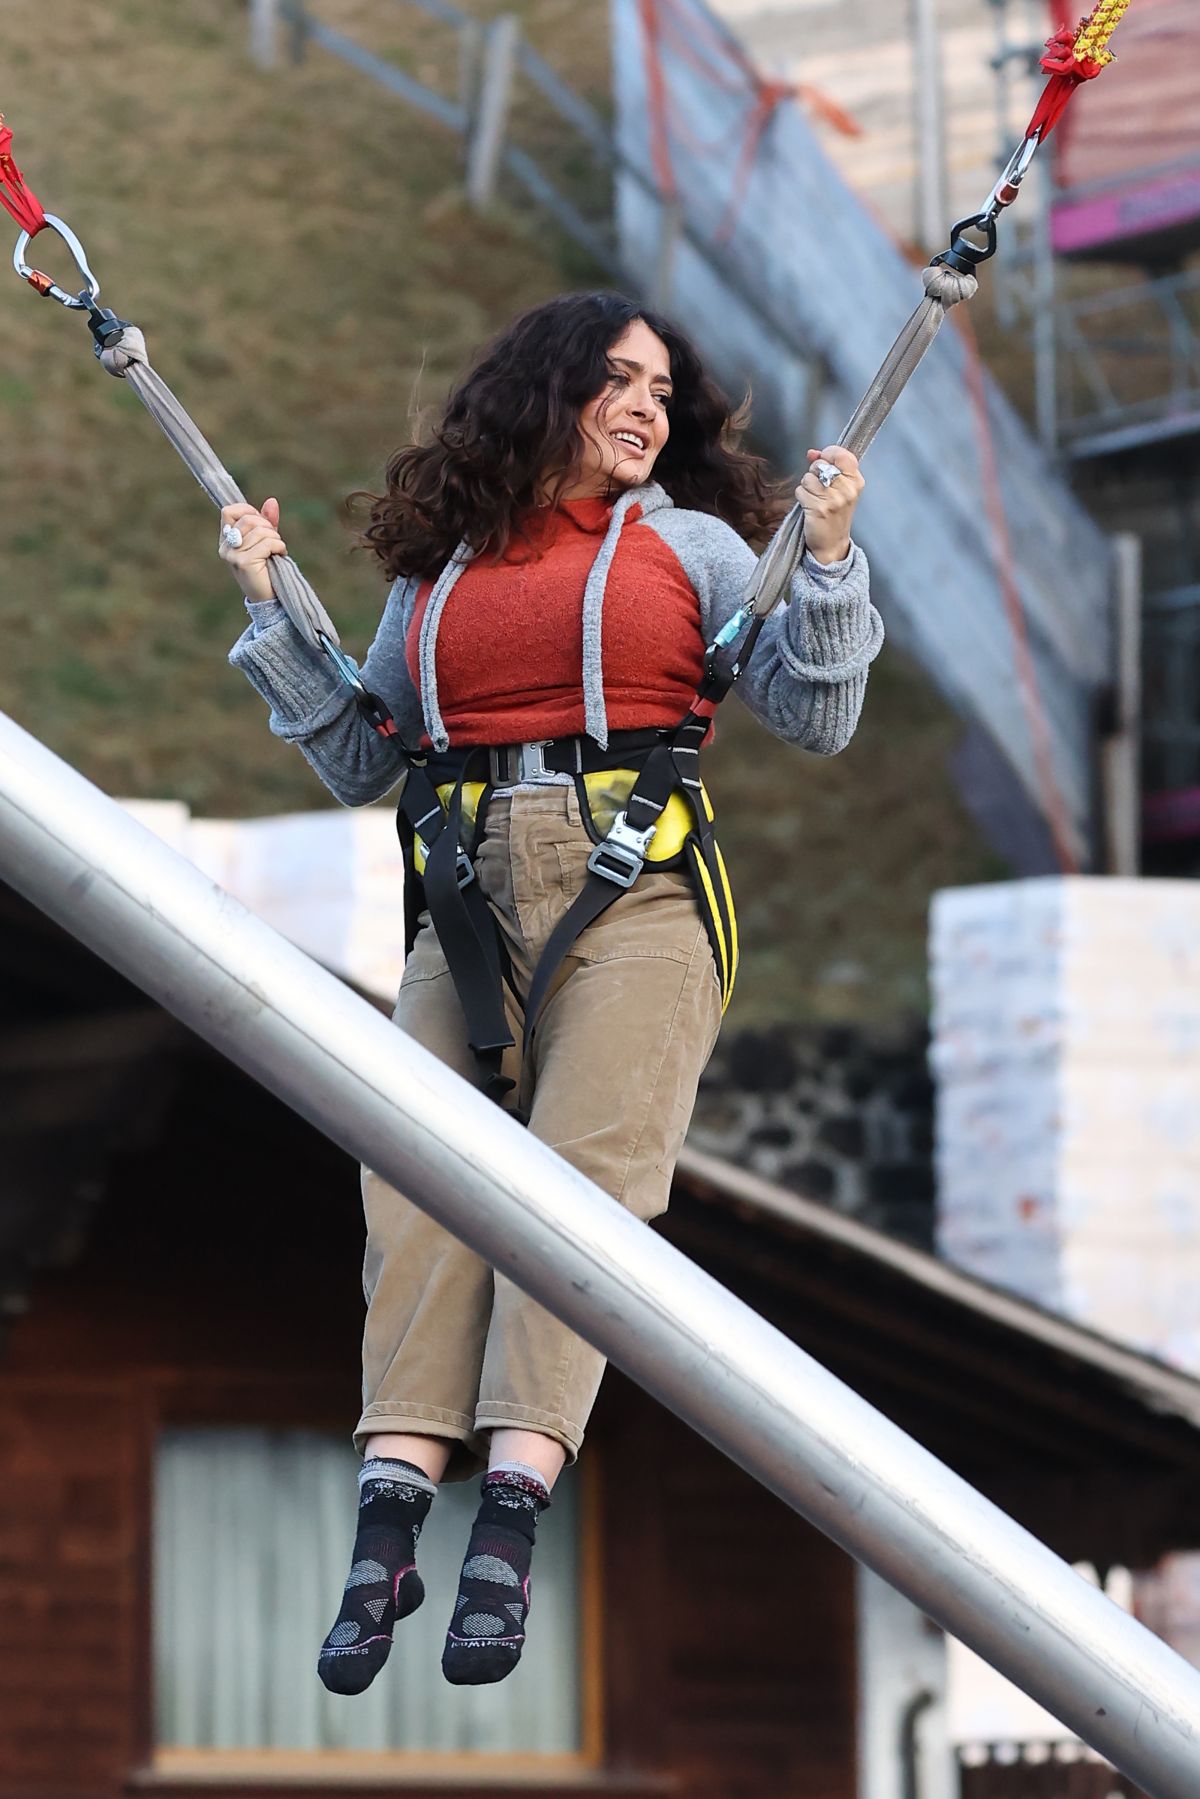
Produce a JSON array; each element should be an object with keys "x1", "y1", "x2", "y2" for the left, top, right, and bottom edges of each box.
[{"x1": 668, "y1": 1145, "x2": 1200, "y2": 1566}]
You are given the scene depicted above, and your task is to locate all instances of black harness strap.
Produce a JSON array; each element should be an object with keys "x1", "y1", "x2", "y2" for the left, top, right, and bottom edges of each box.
[
  {"x1": 517, "y1": 613, "x2": 763, "y2": 1052},
  {"x1": 520, "y1": 736, "x2": 679, "y2": 1056},
  {"x1": 404, "y1": 751, "x2": 517, "y2": 1104},
  {"x1": 336, "y1": 604, "x2": 767, "y2": 1110}
]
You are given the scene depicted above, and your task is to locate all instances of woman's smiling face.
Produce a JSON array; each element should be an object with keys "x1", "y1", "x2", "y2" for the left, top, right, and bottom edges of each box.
[{"x1": 566, "y1": 318, "x2": 674, "y2": 498}]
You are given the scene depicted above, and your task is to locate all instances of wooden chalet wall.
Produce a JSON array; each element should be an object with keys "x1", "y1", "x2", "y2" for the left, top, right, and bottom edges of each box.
[
  {"x1": 1, "y1": 1378, "x2": 146, "y2": 1789},
  {"x1": 0, "y1": 1040, "x2": 857, "y2": 1799}
]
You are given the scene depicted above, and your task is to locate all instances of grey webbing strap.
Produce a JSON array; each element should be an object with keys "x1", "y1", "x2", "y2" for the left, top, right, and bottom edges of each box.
[
  {"x1": 96, "y1": 324, "x2": 338, "y2": 652},
  {"x1": 744, "y1": 264, "x2": 980, "y2": 620},
  {"x1": 95, "y1": 261, "x2": 976, "y2": 646}
]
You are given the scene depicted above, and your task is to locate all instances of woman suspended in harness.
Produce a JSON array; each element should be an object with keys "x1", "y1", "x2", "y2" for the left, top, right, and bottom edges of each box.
[{"x1": 223, "y1": 290, "x2": 882, "y2": 1695}]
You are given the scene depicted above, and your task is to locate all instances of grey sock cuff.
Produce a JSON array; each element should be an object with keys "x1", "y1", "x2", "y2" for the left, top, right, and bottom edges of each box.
[
  {"x1": 487, "y1": 1459, "x2": 551, "y2": 1500},
  {"x1": 359, "y1": 1455, "x2": 437, "y2": 1498}
]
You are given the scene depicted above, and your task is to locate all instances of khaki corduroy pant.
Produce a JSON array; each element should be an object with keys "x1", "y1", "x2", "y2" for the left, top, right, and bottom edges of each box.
[{"x1": 355, "y1": 784, "x2": 724, "y2": 1476}]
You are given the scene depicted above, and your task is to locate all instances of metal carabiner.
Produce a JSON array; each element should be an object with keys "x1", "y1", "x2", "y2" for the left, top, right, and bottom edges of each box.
[
  {"x1": 319, "y1": 634, "x2": 368, "y2": 698},
  {"x1": 979, "y1": 133, "x2": 1042, "y2": 225},
  {"x1": 11, "y1": 213, "x2": 100, "y2": 309}
]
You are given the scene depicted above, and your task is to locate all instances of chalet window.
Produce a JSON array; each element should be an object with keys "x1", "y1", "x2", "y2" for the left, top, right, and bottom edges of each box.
[{"x1": 152, "y1": 1427, "x2": 584, "y2": 1761}]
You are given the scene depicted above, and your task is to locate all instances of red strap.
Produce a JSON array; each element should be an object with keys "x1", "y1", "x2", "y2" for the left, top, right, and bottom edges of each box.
[
  {"x1": 637, "y1": 0, "x2": 861, "y2": 244},
  {"x1": 638, "y1": 0, "x2": 678, "y2": 203},
  {"x1": 1025, "y1": 26, "x2": 1109, "y2": 141},
  {"x1": 0, "y1": 119, "x2": 47, "y2": 234}
]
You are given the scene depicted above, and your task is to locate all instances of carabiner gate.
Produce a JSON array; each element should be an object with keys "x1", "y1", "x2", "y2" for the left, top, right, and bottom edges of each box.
[{"x1": 12, "y1": 213, "x2": 100, "y2": 309}]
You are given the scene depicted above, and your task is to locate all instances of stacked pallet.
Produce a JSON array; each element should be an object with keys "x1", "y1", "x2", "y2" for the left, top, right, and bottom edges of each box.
[
  {"x1": 122, "y1": 800, "x2": 406, "y2": 1005},
  {"x1": 930, "y1": 877, "x2": 1200, "y2": 1369}
]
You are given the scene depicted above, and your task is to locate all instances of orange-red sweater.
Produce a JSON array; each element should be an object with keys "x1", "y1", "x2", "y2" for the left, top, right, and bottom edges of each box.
[{"x1": 405, "y1": 497, "x2": 706, "y2": 746}]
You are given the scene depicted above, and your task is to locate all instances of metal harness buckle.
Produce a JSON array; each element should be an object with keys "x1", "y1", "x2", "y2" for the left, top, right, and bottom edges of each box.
[
  {"x1": 414, "y1": 803, "x2": 477, "y2": 891},
  {"x1": 490, "y1": 740, "x2": 554, "y2": 785},
  {"x1": 414, "y1": 834, "x2": 476, "y2": 889},
  {"x1": 587, "y1": 812, "x2": 656, "y2": 890}
]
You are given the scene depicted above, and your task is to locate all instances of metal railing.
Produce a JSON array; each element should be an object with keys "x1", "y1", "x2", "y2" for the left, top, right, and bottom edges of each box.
[
  {"x1": 1144, "y1": 583, "x2": 1200, "y2": 794},
  {"x1": 244, "y1": 0, "x2": 878, "y2": 451},
  {"x1": 1057, "y1": 268, "x2": 1200, "y2": 459}
]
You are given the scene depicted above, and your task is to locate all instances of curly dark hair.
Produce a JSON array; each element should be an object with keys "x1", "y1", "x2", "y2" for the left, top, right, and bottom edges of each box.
[{"x1": 350, "y1": 291, "x2": 789, "y2": 581}]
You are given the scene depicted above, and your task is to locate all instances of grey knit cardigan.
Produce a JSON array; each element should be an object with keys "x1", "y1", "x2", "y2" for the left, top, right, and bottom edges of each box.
[{"x1": 228, "y1": 479, "x2": 884, "y2": 807}]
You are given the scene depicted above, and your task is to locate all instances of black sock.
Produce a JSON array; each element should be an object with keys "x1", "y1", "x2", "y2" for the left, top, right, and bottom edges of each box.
[
  {"x1": 318, "y1": 1456, "x2": 436, "y2": 1696},
  {"x1": 442, "y1": 1464, "x2": 550, "y2": 1686}
]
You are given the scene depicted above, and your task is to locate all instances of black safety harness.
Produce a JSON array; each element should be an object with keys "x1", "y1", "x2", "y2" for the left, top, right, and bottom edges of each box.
[{"x1": 323, "y1": 603, "x2": 765, "y2": 1111}]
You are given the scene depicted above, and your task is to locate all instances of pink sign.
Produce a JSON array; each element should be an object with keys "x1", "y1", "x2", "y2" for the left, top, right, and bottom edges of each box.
[{"x1": 1052, "y1": 164, "x2": 1200, "y2": 256}]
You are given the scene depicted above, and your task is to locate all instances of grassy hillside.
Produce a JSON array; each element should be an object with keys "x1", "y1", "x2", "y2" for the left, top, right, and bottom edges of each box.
[{"x1": 0, "y1": 0, "x2": 998, "y2": 1024}]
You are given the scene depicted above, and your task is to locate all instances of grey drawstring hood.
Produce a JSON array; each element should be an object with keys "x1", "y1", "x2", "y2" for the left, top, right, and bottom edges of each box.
[
  {"x1": 416, "y1": 483, "x2": 676, "y2": 754},
  {"x1": 416, "y1": 537, "x2": 477, "y2": 754},
  {"x1": 580, "y1": 485, "x2": 666, "y2": 749}
]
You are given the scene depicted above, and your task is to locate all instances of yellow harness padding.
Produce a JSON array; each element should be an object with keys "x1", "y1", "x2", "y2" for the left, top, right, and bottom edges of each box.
[
  {"x1": 584, "y1": 769, "x2": 738, "y2": 1010},
  {"x1": 581, "y1": 767, "x2": 708, "y2": 862},
  {"x1": 412, "y1": 768, "x2": 738, "y2": 1011},
  {"x1": 412, "y1": 782, "x2": 488, "y2": 877}
]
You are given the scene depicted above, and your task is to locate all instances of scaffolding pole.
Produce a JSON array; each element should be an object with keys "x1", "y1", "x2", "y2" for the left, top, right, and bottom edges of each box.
[
  {"x1": 1, "y1": 707, "x2": 1199, "y2": 1797},
  {"x1": 911, "y1": 0, "x2": 949, "y2": 251}
]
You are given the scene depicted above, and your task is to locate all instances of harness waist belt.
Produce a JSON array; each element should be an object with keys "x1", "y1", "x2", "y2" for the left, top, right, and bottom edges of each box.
[{"x1": 423, "y1": 730, "x2": 670, "y2": 788}]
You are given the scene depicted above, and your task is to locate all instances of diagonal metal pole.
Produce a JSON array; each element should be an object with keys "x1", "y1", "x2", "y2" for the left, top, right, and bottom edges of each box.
[{"x1": 2, "y1": 709, "x2": 1200, "y2": 1793}]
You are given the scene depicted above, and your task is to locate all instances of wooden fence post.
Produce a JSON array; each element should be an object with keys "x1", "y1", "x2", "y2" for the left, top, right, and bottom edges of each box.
[
  {"x1": 249, "y1": 0, "x2": 280, "y2": 70},
  {"x1": 459, "y1": 16, "x2": 485, "y2": 153},
  {"x1": 467, "y1": 15, "x2": 520, "y2": 211},
  {"x1": 287, "y1": 1, "x2": 310, "y2": 66}
]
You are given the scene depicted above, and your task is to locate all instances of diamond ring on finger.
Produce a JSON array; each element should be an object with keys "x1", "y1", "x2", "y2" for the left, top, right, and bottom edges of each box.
[
  {"x1": 220, "y1": 523, "x2": 243, "y2": 550},
  {"x1": 813, "y1": 459, "x2": 843, "y2": 489}
]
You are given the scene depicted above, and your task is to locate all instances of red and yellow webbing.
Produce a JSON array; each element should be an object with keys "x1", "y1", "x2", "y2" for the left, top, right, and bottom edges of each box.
[{"x1": 1027, "y1": 1, "x2": 1134, "y2": 141}]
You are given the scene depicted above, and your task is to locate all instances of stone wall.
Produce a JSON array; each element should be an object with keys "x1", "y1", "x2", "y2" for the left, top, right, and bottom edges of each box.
[{"x1": 688, "y1": 1022, "x2": 936, "y2": 1247}]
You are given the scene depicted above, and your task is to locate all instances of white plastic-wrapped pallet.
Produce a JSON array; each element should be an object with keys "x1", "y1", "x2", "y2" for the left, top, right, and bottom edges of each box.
[
  {"x1": 121, "y1": 801, "x2": 406, "y2": 1006},
  {"x1": 930, "y1": 878, "x2": 1200, "y2": 1369}
]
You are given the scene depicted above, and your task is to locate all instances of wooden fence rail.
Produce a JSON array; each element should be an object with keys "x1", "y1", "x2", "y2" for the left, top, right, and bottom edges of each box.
[
  {"x1": 248, "y1": 0, "x2": 621, "y2": 271},
  {"x1": 244, "y1": 0, "x2": 842, "y2": 365}
]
